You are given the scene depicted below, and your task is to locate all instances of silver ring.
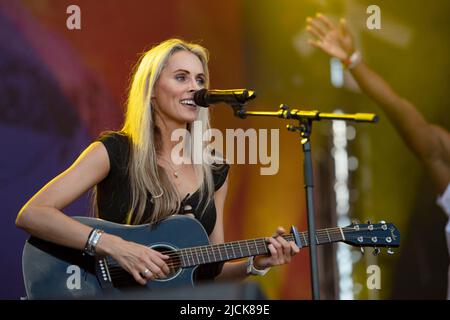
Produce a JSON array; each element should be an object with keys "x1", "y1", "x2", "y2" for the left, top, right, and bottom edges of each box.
[{"x1": 142, "y1": 268, "x2": 150, "y2": 276}]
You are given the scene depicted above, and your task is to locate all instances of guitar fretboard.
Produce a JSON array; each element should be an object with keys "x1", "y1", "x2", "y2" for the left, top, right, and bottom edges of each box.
[{"x1": 177, "y1": 227, "x2": 345, "y2": 267}]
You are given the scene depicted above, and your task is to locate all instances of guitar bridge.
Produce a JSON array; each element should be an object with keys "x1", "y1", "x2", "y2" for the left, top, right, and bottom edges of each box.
[{"x1": 95, "y1": 258, "x2": 115, "y2": 289}]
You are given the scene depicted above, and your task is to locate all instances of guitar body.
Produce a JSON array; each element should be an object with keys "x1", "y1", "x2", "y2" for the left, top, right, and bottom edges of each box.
[{"x1": 22, "y1": 215, "x2": 210, "y2": 299}]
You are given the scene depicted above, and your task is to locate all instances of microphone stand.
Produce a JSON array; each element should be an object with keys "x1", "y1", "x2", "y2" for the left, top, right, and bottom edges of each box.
[{"x1": 230, "y1": 103, "x2": 378, "y2": 300}]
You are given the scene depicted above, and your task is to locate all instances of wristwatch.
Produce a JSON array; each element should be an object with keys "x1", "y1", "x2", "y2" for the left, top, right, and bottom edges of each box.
[{"x1": 246, "y1": 256, "x2": 270, "y2": 276}]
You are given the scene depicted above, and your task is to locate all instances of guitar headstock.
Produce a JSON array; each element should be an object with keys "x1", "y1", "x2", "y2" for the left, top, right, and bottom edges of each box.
[{"x1": 342, "y1": 221, "x2": 400, "y2": 255}]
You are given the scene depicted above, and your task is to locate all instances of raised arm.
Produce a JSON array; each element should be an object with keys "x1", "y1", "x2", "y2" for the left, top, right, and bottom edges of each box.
[{"x1": 306, "y1": 13, "x2": 450, "y2": 193}]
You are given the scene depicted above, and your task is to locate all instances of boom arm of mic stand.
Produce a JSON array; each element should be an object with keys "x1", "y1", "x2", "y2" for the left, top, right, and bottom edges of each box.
[
  {"x1": 233, "y1": 104, "x2": 378, "y2": 123},
  {"x1": 229, "y1": 103, "x2": 378, "y2": 300}
]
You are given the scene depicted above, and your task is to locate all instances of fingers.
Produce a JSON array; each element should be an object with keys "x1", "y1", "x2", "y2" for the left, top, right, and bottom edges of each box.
[
  {"x1": 306, "y1": 24, "x2": 322, "y2": 40},
  {"x1": 275, "y1": 234, "x2": 293, "y2": 262},
  {"x1": 266, "y1": 227, "x2": 300, "y2": 265},
  {"x1": 306, "y1": 16, "x2": 327, "y2": 38},
  {"x1": 139, "y1": 268, "x2": 153, "y2": 281},
  {"x1": 306, "y1": 13, "x2": 334, "y2": 36},
  {"x1": 141, "y1": 261, "x2": 165, "y2": 280},
  {"x1": 307, "y1": 38, "x2": 323, "y2": 49},
  {"x1": 339, "y1": 18, "x2": 348, "y2": 36},
  {"x1": 306, "y1": 13, "x2": 341, "y2": 42},
  {"x1": 115, "y1": 242, "x2": 172, "y2": 285},
  {"x1": 136, "y1": 260, "x2": 169, "y2": 285},
  {"x1": 141, "y1": 249, "x2": 171, "y2": 279},
  {"x1": 152, "y1": 250, "x2": 171, "y2": 275},
  {"x1": 317, "y1": 13, "x2": 334, "y2": 29},
  {"x1": 273, "y1": 226, "x2": 285, "y2": 237},
  {"x1": 291, "y1": 242, "x2": 300, "y2": 256},
  {"x1": 266, "y1": 242, "x2": 278, "y2": 262},
  {"x1": 132, "y1": 270, "x2": 147, "y2": 286}
]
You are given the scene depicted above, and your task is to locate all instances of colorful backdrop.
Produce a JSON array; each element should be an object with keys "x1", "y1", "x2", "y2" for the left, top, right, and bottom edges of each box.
[{"x1": 1, "y1": 0, "x2": 449, "y2": 299}]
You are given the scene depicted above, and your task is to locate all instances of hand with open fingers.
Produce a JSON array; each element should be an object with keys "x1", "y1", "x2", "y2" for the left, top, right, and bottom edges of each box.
[
  {"x1": 305, "y1": 13, "x2": 355, "y2": 62},
  {"x1": 108, "y1": 238, "x2": 171, "y2": 285},
  {"x1": 253, "y1": 227, "x2": 300, "y2": 270}
]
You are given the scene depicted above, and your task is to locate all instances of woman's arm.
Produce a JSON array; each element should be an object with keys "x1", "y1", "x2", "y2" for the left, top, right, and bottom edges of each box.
[
  {"x1": 16, "y1": 142, "x2": 170, "y2": 285},
  {"x1": 306, "y1": 14, "x2": 450, "y2": 193},
  {"x1": 210, "y1": 178, "x2": 299, "y2": 281},
  {"x1": 209, "y1": 177, "x2": 248, "y2": 281},
  {"x1": 16, "y1": 142, "x2": 111, "y2": 250}
]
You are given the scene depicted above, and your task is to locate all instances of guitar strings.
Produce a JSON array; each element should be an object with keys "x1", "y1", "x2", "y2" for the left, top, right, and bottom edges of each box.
[
  {"x1": 105, "y1": 226, "x2": 391, "y2": 268},
  {"x1": 105, "y1": 226, "x2": 391, "y2": 267},
  {"x1": 103, "y1": 226, "x2": 394, "y2": 278},
  {"x1": 107, "y1": 231, "x2": 390, "y2": 281}
]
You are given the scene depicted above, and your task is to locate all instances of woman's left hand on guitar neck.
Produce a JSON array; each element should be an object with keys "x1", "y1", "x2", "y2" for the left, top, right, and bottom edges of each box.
[{"x1": 253, "y1": 227, "x2": 300, "y2": 270}]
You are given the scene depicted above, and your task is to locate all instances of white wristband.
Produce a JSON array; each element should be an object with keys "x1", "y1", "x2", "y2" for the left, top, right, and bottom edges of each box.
[
  {"x1": 246, "y1": 256, "x2": 271, "y2": 276},
  {"x1": 345, "y1": 51, "x2": 362, "y2": 69}
]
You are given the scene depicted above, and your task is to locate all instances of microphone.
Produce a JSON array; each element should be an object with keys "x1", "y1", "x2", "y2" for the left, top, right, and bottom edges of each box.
[{"x1": 194, "y1": 89, "x2": 256, "y2": 107}]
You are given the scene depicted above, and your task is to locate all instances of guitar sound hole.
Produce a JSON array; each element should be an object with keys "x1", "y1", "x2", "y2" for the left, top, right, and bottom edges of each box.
[
  {"x1": 151, "y1": 245, "x2": 182, "y2": 279},
  {"x1": 106, "y1": 245, "x2": 182, "y2": 287}
]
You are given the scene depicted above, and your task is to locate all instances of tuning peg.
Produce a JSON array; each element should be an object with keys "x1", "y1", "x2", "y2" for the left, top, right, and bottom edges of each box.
[
  {"x1": 372, "y1": 247, "x2": 380, "y2": 256},
  {"x1": 387, "y1": 248, "x2": 395, "y2": 255},
  {"x1": 360, "y1": 247, "x2": 365, "y2": 254}
]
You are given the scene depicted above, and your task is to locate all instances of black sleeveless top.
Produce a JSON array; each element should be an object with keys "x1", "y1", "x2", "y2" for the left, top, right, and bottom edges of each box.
[
  {"x1": 96, "y1": 131, "x2": 229, "y2": 235},
  {"x1": 95, "y1": 132, "x2": 229, "y2": 281}
]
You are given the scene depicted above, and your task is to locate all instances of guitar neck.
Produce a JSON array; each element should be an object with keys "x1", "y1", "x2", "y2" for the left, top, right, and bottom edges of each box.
[{"x1": 177, "y1": 227, "x2": 345, "y2": 267}]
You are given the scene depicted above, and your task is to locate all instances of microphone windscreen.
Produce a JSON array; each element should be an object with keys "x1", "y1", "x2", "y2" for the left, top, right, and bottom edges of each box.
[{"x1": 194, "y1": 89, "x2": 209, "y2": 107}]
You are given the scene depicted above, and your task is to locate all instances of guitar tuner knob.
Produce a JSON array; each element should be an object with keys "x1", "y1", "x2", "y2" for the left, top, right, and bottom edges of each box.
[
  {"x1": 372, "y1": 248, "x2": 380, "y2": 256},
  {"x1": 387, "y1": 248, "x2": 395, "y2": 255}
]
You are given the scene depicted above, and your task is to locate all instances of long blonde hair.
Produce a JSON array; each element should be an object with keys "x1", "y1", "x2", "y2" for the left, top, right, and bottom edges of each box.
[{"x1": 99, "y1": 39, "x2": 219, "y2": 225}]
